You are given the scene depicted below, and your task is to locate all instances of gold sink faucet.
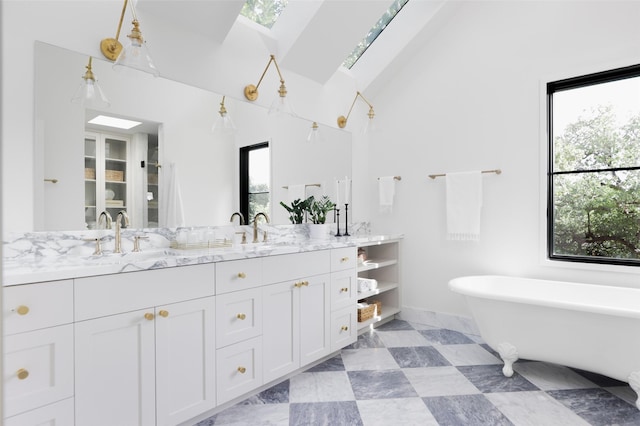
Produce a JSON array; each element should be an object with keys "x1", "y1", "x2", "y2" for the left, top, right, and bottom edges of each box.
[
  {"x1": 253, "y1": 212, "x2": 269, "y2": 243},
  {"x1": 98, "y1": 211, "x2": 113, "y2": 229},
  {"x1": 114, "y1": 210, "x2": 130, "y2": 253},
  {"x1": 230, "y1": 212, "x2": 245, "y2": 225}
]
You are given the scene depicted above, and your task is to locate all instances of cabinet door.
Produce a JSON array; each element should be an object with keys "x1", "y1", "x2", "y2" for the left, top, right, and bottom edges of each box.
[
  {"x1": 155, "y1": 297, "x2": 216, "y2": 426},
  {"x1": 262, "y1": 280, "x2": 299, "y2": 383},
  {"x1": 299, "y1": 274, "x2": 331, "y2": 366},
  {"x1": 75, "y1": 309, "x2": 156, "y2": 426},
  {"x1": 5, "y1": 397, "x2": 74, "y2": 426},
  {"x1": 4, "y1": 325, "x2": 73, "y2": 418}
]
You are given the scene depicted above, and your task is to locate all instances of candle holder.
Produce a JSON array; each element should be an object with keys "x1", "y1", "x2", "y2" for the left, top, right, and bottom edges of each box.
[
  {"x1": 344, "y1": 204, "x2": 350, "y2": 236},
  {"x1": 335, "y1": 208, "x2": 342, "y2": 237}
]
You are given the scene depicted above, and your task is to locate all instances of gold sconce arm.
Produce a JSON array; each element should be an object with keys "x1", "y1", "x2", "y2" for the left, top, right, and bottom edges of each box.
[
  {"x1": 244, "y1": 55, "x2": 287, "y2": 102},
  {"x1": 337, "y1": 91, "x2": 375, "y2": 129},
  {"x1": 100, "y1": 0, "x2": 129, "y2": 61}
]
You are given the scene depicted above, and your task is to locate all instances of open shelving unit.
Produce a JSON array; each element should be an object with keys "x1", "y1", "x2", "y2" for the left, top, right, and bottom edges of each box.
[{"x1": 356, "y1": 237, "x2": 402, "y2": 332}]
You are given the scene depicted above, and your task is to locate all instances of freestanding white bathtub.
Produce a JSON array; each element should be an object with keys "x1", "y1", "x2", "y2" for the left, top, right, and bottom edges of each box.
[{"x1": 449, "y1": 275, "x2": 640, "y2": 410}]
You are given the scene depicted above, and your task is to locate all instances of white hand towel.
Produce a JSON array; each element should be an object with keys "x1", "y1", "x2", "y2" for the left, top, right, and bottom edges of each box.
[
  {"x1": 446, "y1": 171, "x2": 482, "y2": 241},
  {"x1": 288, "y1": 184, "x2": 306, "y2": 203},
  {"x1": 379, "y1": 176, "x2": 395, "y2": 213},
  {"x1": 162, "y1": 163, "x2": 185, "y2": 228}
]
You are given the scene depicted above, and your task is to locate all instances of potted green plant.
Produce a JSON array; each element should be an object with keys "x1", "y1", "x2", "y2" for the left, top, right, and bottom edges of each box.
[
  {"x1": 279, "y1": 196, "x2": 313, "y2": 224},
  {"x1": 307, "y1": 195, "x2": 336, "y2": 239}
]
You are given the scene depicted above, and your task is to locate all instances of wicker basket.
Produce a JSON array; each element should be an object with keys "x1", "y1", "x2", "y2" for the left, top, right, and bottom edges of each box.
[
  {"x1": 105, "y1": 170, "x2": 124, "y2": 182},
  {"x1": 369, "y1": 300, "x2": 382, "y2": 316},
  {"x1": 357, "y1": 304, "x2": 376, "y2": 322},
  {"x1": 85, "y1": 168, "x2": 96, "y2": 179}
]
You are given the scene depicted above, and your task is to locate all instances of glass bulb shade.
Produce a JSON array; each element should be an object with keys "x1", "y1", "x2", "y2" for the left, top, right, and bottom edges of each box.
[
  {"x1": 113, "y1": 36, "x2": 159, "y2": 77},
  {"x1": 306, "y1": 123, "x2": 323, "y2": 143},
  {"x1": 71, "y1": 78, "x2": 110, "y2": 109},
  {"x1": 212, "y1": 113, "x2": 237, "y2": 136},
  {"x1": 268, "y1": 95, "x2": 296, "y2": 117},
  {"x1": 361, "y1": 116, "x2": 377, "y2": 136}
]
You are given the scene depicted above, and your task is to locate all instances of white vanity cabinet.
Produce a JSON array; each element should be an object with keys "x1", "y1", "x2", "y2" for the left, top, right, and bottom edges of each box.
[
  {"x1": 330, "y1": 247, "x2": 358, "y2": 350},
  {"x1": 74, "y1": 264, "x2": 216, "y2": 426},
  {"x1": 3, "y1": 280, "x2": 74, "y2": 425},
  {"x1": 215, "y1": 258, "x2": 264, "y2": 404},
  {"x1": 262, "y1": 250, "x2": 332, "y2": 383},
  {"x1": 356, "y1": 238, "x2": 402, "y2": 331}
]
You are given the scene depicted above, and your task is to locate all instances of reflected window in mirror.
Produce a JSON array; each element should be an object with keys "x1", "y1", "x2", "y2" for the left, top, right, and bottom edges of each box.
[{"x1": 240, "y1": 142, "x2": 270, "y2": 222}]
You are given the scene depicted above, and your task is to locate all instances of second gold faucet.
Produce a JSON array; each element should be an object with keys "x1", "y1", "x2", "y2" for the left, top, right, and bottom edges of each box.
[{"x1": 252, "y1": 212, "x2": 269, "y2": 243}]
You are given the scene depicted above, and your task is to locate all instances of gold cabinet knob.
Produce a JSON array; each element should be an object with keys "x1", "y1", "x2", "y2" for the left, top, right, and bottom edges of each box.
[
  {"x1": 158, "y1": 310, "x2": 169, "y2": 318},
  {"x1": 302, "y1": 281, "x2": 309, "y2": 287},
  {"x1": 340, "y1": 287, "x2": 349, "y2": 293},
  {"x1": 341, "y1": 326, "x2": 349, "y2": 331},
  {"x1": 236, "y1": 313, "x2": 246, "y2": 320},
  {"x1": 144, "y1": 313, "x2": 155, "y2": 321},
  {"x1": 16, "y1": 305, "x2": 30, "y2": 315},
  {"x1": 293, "y1": 282, "x2": 302, "y2": 288},
  {"x1": 17, "y1": 368, "x2": 29, "y2": 380},
  {"x1": 237, "y1": 366, "x2": 246, "y2": 374},
  {"x1": 237, "y1": 272, "x2": 247, "y2": 279},
  {"x1": 341, "y1": 256, "x2": 349, "y2": 263}
]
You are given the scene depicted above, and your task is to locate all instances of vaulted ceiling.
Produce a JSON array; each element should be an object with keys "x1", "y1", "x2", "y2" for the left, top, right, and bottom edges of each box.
[{"x1": 136, "y1": 0, "x2": 452, "y2": 94}]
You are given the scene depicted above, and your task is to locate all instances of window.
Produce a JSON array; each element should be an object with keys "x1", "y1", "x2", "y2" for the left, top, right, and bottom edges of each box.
[
  {"x1": 342, "y1": 0, "x2": 409, "y2": 69},
  {"x1": 547, "y1": 64, "x2": 640, "y2": 266},
  {"x1": 240, "y1": 0, "x2": 288, "y2": 29},
  {"x1": 240, "y1": 142, "x2": 270, "y2": 223}
]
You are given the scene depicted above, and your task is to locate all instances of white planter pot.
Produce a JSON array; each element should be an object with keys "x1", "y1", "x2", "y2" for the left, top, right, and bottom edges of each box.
[{"x1": 308, "y1": 223, "x2": 329, "y2": 240}]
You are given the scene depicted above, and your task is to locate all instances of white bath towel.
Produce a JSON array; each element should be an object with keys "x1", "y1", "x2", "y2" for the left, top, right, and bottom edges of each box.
[
  {"x1": 162, "y1": 163, "x2": 185, "y2": 228},
  {"x1": 379, "y1": 176, "x2": 395, "y2": 213},
  {"x1": 287, "y1": 184, "x2": 306, "y2": 203},
  {"x1": 446, "y1": 171, "x2": 482, "y2": 241}
]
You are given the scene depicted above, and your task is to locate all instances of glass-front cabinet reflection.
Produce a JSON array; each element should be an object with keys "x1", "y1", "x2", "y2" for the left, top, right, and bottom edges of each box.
[{"x1": 84, "y1": 132, "x2": 131, "y2": 229}]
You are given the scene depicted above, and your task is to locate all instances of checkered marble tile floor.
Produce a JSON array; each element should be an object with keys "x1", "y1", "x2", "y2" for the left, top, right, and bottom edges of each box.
[{"x1": 194, "y1": 320, "x2": 640, "y2": 426}]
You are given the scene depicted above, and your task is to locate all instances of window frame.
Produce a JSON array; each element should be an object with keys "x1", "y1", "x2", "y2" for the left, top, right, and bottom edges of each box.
[
  {"x1": 239, "y1": 142, "x2": 270, "y2": 223},
  {"x1": 546, "y1": 63, "x2": 640, "y2": 267}
]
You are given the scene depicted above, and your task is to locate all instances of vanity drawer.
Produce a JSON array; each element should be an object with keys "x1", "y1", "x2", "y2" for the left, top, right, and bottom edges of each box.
[
  {"x1": 216, "y1": 288, "x2": 263, "y2": 348},
  {"x1": 331, "y1": 306, "x2": 357, "y2": 351},
  {"x1": 330, "y1": 269, "x2": 357, "y2": 311},
  {"x1": 262, "y1": 250, "x2": 330, "y2": 284},
  {"x1": 331, "y1": 247, "x2": 357, "y2": 272},
  {"x1": 4, "y1": 280, "x2": 73, "y2": 335},
  {"x1": 5, "y1": 397, "x2": 74, "y2": 426},
  {"x1": 4, "y1": 324, "x2": 74, "y2": 418},
  {"x1": 216, "y1": 258, "x2": 262, "y2": 294},
  {"x1": 216, "y1": 336, "x2": 263, "y2": 404},
  {"x1": 75, "y1": 264, "x2": 215, "y2": 321}
]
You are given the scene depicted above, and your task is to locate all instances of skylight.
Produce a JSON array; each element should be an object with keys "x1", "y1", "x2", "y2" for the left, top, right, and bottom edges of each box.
[
  {"x1": 88, "y1": 115, "x2": 141, "y2": 130},
  {"x1": 240, "y1": 0, "x2": 289, "y2": 29},
  {"x1": 343, "y1": 0, "x2": 409, "y2": 69}
]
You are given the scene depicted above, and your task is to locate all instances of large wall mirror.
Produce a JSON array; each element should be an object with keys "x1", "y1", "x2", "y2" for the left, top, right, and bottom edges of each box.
[{"x1": 34, "y1": 41, "x2": 352, "y2": 230}]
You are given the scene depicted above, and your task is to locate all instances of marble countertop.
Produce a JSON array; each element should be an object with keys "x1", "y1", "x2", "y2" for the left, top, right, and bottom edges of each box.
[{"x1": 3, "y1": 226, "x2": 403, "y2": 286}]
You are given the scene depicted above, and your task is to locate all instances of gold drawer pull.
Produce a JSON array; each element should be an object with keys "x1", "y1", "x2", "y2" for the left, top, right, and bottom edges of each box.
[
  {"x1": 16, "y1": 305, "x2": 30, "y2": 315},
  {"x1": 341, "y1": 326, "x2": 349, "y2": 331},
  {"x1": 144, "y1": 313, "x2": 155, "y2": 321},
  {"x1": 340, "y1": 287, "x2": 349, "y2": 293},
  {"x1": 294, "y1": 281, "x2": 303, "y2": 288},
  {"x1": 237, "y1": 366, "x2": 246, "y2": 374},
  {"x1": 17, "y1": 368, "x2": 29, "y2": 380},
  {"x1": 237, "y1": 272, "x2": 247, "y2": 279},
  {"x1": 302, "y1": 281, "x2": 309, "y2": 287},
  {"x1": 341, "y1": 256, "x2": 349, "y2": 262},
  {"x1": 237, "y1": 313, "x2": 246, "y2": 320},
  {"x1": 158, "y1": 310, "x2": 169, "y2": 318}
]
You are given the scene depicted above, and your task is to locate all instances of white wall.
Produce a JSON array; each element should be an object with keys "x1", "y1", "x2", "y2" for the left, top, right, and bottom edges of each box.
[{"x1": 366, "y1": 1, "x2": 640, "y2": 318}]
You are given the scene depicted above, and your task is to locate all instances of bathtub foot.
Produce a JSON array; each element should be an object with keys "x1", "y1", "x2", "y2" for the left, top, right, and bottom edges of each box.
[
  {"x1": 497, "y1": 342, "x2": 518, "y2": 377},
  {"x1": 629, "y1": 371, "x2": 640, "y2": 410}
]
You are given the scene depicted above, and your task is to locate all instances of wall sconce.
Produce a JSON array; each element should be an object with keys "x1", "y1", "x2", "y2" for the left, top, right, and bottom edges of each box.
[
  {"x1": 100, "y1": 0, "x2": 159, "y2": 77},
  {"x1": 212, "y1": 96, "x2": 237, "y2": 136},
  {"x1": 244, "y1": 54, "x2": 295, "y2": 116},
  {"x1": 337, "y1": 91, "x2": 375, "y2": 129},
  {"x1": 306, "y1": 121, "x2": 323, "y2": 143},
  {"x1": 71, "y1": 56, "x2": 110, "y2": 109}
]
